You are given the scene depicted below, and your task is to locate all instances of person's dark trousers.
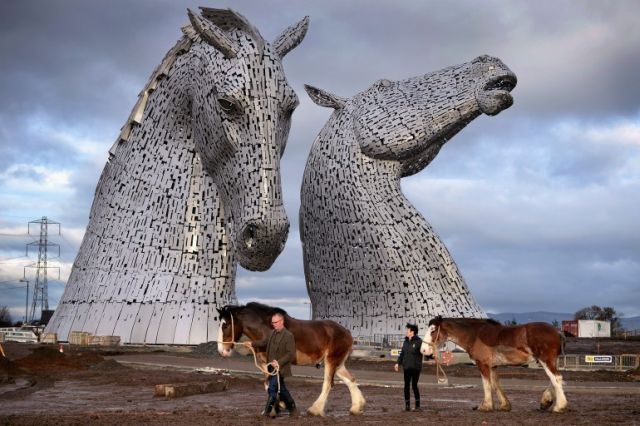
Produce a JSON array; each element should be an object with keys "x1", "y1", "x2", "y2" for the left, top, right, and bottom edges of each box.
[
  {"x1": 267, "y1": 374, "x2": 296, "y2": 415},
  {"x1": 403, "y1": 368, "x2": 421, "y2": 410}
]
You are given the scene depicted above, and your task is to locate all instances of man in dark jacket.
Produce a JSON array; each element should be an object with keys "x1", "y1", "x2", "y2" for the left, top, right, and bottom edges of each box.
[
  {"x1": 251, "y1": 312, "x2": 297, "y2": 418},
  {"x1": 394, "y1": 323, "x2": 424, "y2": 411}
]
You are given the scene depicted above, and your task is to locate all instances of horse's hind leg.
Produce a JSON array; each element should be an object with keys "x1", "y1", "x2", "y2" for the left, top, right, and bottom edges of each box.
[
  {"x1": 539, "y1": 358, "x2": 567, "y2": 413},
  {"x1": 307, "y1": 356, "x2": 335, "y2": 416},
  {"x1": 490, "y1": 368, "x2": 511, "y2": 411},
  {"x1": 336, "y1": 364, "x2": 366, "y2": 415}
]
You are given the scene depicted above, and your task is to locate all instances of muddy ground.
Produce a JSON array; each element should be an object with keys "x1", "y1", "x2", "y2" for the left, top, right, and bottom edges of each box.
[{"x1": 1, "y1": 342, "x2": 639, "y2": 425}]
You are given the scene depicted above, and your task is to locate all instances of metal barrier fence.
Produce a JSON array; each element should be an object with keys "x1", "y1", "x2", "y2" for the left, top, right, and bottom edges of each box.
[
  {"x1": 353, "y1": 334, "x2": 640, "y2": 371},
  {"x1": 556, "y1": 354, "x2": 639, "y2": 371},
  {"x1": 354, "y1": 334, "x2": 405, "y2": 349}
]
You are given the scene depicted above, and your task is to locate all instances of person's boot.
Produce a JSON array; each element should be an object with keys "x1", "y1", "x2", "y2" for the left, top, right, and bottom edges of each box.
[
  {"x1": 405, "y1": 400, "x2": 411, "y2": 411},
  {"x1": 263, "y1": 396, "x2": 277, "y2": 418},
  {"x1": 414, "y1": 399, "x2": 422, "y2": 412},
  {"x1": 283, "y1": 395, "x2": 299, "y2": 417}
]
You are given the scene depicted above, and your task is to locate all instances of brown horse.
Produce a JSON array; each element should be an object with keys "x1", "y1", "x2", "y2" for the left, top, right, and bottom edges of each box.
[
  {"x1": 217, "y1": 302, "x2": 366, "y2": 416},
  {"x1": 421, "y1": 316, "x2": 567, "y2": 413}
]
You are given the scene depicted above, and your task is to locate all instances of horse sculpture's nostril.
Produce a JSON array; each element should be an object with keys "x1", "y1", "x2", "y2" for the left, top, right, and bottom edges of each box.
[{"x1": 243, "y1": 223, "x2": 257, "y2": 249}]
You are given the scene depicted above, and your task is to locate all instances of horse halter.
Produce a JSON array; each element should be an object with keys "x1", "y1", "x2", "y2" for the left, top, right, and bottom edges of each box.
[
  {"x1": 429, "y1": 324, "x2": 448, "y2": 385},
  {"x1": 218, "y1": 309, "x2": 281, "y2": 383},
  {"x1": 219, "y1": 311, "x2": 236, "y2": 346},
  {"x1": 427, "y1": 324, "x2": 442, "y2": 350}
]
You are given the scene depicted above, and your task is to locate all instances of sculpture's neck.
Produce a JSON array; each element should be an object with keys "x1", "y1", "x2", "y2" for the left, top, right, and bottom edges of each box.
[
  {"x1": 91, "y1": 58, "x2": 233, "y2": 284},
  {"x1": 313, "y1": 110, "x2": 405, "y2": 201}
]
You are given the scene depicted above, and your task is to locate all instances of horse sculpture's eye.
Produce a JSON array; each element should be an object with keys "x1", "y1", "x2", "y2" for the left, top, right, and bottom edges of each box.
[{"x1": 217, "y1": 97, "x2": 241, "y2": 115}]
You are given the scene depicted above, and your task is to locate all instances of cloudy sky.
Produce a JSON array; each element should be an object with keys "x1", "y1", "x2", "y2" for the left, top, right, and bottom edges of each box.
[{"x1": 1, "y1": 0, "x2": 638, "y2": 323}]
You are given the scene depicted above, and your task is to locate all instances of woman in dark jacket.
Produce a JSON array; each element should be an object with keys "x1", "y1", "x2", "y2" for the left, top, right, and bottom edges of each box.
[{"x1": 394, "y1": 323, "x2": 424, "y2": 411}]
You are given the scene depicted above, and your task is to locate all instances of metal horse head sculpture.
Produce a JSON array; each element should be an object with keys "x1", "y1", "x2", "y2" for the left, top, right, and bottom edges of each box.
[
  {"x1": 45, "y1": 8, "x2": 308, "y2": 344},
  {"x1": 300, "y1": 55, "x2": 516, "y2": 335}
]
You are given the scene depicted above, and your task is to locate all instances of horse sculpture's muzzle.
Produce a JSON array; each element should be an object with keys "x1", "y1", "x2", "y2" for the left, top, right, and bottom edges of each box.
[
  {"x1": 236, "y1": 216, "x2": 290, "y2": 271},
  {"x1": 476, "y1": 70, "x2": 517, "y2": 116}
]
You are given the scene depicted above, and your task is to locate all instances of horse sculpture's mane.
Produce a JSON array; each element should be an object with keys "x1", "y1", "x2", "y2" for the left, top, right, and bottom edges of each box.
[{"x1": 111, "y1": 9, "x2": 266, "y2": 154}]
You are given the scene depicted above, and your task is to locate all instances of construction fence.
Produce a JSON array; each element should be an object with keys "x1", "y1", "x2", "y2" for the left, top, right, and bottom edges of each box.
[
  {"x1": 353, "y1": 334, "x2": 640, "y2": 372},
  {"x1": 556, "y1": 354, "x2": 639, "y2": 371}
]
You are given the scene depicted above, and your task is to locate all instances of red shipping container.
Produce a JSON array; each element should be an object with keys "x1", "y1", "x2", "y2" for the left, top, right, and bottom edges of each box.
[{"x1": 562, "y1": 320, "x2": 578, "y2": 336}]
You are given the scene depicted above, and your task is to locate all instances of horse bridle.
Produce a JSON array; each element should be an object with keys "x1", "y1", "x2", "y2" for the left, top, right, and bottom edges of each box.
[
  {"x1": 218, "y1": 309, "x2": 281, "y2": 384},
  {"x1": 219, "y1": 310, "x2": 236, "y2": 346},
  {"x1": 429, "y1": 324, "x2": 448, "y2": 385}
]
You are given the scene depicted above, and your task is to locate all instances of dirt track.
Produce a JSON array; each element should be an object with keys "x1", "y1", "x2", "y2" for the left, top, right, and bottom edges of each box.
[{"x1": 1, "y1": 342, "x2": 639, "y2": 425}]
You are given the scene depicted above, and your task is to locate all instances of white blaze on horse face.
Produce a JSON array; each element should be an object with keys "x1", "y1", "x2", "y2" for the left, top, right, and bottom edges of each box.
[
  {"x1": 217, "y1": 319, "x2": 234, "y2": 357},
  {"x1": 420, "y1": 325, "x2": 436, "y2": 355}
]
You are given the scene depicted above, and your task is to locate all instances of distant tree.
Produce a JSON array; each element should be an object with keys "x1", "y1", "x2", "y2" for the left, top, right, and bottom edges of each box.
[
  {"x1": 552, "y1": 319, "x2": 560, "y2": 329},
  {"x1": 503, "y1": 317, "x2": 517, "y2": 326},
  {"x1": 0, "y1": 306, "x2": 12, "y2": 327},
  {"x1": 574, "y1": 305, "x2": 624, "y2": 335}
]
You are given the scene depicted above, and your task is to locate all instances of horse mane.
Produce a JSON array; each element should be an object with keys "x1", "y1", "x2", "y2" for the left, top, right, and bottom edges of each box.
[
  {"x1": 245, "y1": 302, "x2": 289, "y2": 317},
  {"x1": 222, "y1": 302, "x2": 289, "y2": 318},
  {"x1": 430, "y1": 316, "x2": 501, "y2": 327},
  {"x1": 109, "y1": 35, "x2": 193, "y2": 156}
]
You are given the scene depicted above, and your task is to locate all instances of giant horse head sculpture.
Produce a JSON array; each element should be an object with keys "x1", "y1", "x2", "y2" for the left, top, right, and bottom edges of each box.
[
  {"x1": 45, "y1": 8, "x2": 308, "y2": 344},
  {"x1": 300, "y1": 55, "x2": 516, "y2": 336},
  {"x1": 187, "y1": 8, "x2": 308, "y2": 270},
  {"x1": 305, "y1": 55, "x2": 516, "y2": 177}
]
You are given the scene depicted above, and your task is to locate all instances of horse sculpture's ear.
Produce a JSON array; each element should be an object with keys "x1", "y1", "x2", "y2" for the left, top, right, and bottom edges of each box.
[
  {"x1": 187, "y1": 8, "x2": 239, "y2": 59},
  {"x1": 304, "y1": 84, "x2": 346, "y2": 110},
  {"x1": 272, "y1": 16, "x2": 309, "y2": 59}
]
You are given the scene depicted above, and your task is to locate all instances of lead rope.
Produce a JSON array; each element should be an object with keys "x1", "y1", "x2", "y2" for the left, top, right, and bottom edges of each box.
[
  {"x1": 217, "y1": 314, "x2": 280, "y2": 393},
  {"x1": 431, "y1": 326, "x2": 449, "y2": 385}
]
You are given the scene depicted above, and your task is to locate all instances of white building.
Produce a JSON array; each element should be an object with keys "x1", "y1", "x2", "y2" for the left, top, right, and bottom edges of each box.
[{"x1": 577, "y1": 320, "x2": 611, "y2": 338}]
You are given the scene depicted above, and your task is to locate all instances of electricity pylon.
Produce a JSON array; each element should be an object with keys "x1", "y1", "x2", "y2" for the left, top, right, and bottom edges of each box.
[{"x1": 24, "y1": 217, "x2": 60, "y2": 323}]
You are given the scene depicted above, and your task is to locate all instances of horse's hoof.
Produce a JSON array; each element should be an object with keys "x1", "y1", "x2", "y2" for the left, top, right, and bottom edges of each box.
[
  {"x1": 498, "y1": 405, "x2": 511, "y2": 412},
  {"x1": 475, "y1": 405, "x2": 493, "y2": 412},
  {"x1": 306, "y1": 408, "x2": 324, "y2": 417},
  {"x1": 539, "y1": 401, "x2": 553, "y2": 411},
  {"x1": 349, "y1": 408, "x2": 364, "y2": 416},
  {"x1": 552, "y1": 406, "x2": 567, "y2": 414}
]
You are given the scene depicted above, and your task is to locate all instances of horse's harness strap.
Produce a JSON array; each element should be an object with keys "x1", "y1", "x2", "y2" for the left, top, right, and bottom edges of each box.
[{"x1": 431, "y1": 325, "x2": 448, "y2": 385}]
